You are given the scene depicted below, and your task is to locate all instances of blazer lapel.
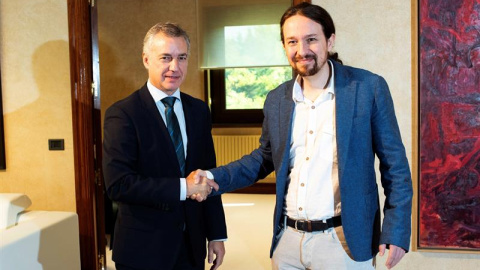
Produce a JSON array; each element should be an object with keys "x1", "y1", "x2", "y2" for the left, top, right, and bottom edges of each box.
[
  {"x1": 333, "y1": 61, "x2": 357, "y2": 178},
  {"x1": 276, "y1": 81, "x2": 295, "y2": 192}
]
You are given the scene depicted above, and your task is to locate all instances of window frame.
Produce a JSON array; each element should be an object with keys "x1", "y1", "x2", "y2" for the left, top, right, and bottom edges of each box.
[{"x1": 206, "y1": 69, "x2": 265, "y2": 127}]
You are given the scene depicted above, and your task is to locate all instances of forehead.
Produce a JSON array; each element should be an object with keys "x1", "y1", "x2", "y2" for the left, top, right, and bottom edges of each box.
[
  {"x1": 283, "y1": 15, "x2": 325, "y2": 39},
  {"x1": 150, "y1": 33, "x2": 188, "y2": 54}
]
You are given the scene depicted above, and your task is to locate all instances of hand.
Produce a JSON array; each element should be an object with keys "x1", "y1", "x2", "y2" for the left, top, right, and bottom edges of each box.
[
  {"x1": 379, "y1": 244, "x2": 406, "y2": 269},
  {"x1": 207, "y1": 241, "x2": 225, "y2": 270},
  {"x1": 186, "y1": 170, "x2": 212, "y2": 202},
  {"x1": 188, "y1": 169, "x2": 220, "y2": 202},
  {"x1": 193, "y1": 169, "x2": 219, "y2": 191}
]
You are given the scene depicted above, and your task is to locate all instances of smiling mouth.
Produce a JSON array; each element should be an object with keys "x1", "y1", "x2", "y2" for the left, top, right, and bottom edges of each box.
[
  {"x1": 295, "y1": 57, "x2": 315, "y2": 64},
  {"x1": 165, "y1": 75, "x2": 181, "y2": 80}
]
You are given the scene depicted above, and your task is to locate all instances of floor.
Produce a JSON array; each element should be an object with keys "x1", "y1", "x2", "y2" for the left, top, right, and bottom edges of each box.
[{"x1": 104, "y1": 193, "x2": 275, "y2": 270}]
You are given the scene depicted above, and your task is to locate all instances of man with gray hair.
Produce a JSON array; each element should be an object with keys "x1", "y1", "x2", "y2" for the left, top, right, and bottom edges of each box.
[{"x1": 103, "y1": 22, "x2": 227, "y2": 270}]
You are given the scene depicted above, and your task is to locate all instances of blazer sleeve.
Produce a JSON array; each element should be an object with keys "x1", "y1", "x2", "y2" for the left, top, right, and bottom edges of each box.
[
  {"x1": 103, "y1": 104, "x2": 181, "y2": 208},
  {"x1": 209, "y1": 94, "x2": 276, "y2": 194},
  {"x1": 371, "y1": 76, "x2": 413, "y2": 251}
]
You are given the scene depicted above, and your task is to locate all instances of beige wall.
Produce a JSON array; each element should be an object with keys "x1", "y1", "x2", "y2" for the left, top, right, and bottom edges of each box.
[
  {"x1": 97, "y1": 0, "x2": 262, "y2": 136},
  {"x1": 0, "y1": 0, "x2": 75, "y2": 211},
  {"x1": 98, "y1": 0, "x2": 204, "y2": 121}
]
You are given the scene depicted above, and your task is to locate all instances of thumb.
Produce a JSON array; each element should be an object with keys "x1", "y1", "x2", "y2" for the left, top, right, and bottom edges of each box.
[
  {"x1": 208, "y1": 244, "x2": 214, "y2": 263},
  {"x1": 194, "y1": 171, "x2": 201, "y2": 184},
  {"x1": 206, "y1": 179, "x2": 219, "y2": 191},
  {"x1": 378, "y1": 244, "x2": 386, "y2": 256}
]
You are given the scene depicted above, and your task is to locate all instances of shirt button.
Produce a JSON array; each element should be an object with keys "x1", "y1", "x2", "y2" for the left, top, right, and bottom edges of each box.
[
  {"x1": 309, "y1": 130, "x2": 313, "y2": 134},
  {"x1": 299, "y1": 207, "x2": 303, "y2": 211},
  {"x1": 306, "y1": 157, "x2": 310, "y2": 161},
  {"x1": 311, "y1": 105, "x2": 316, "y2": 109},
  {"x1": 300, "y1": 183, "x2": 305, "y2": 187}
]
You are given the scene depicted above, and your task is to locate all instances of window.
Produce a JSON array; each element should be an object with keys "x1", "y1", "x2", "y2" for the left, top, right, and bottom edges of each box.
[
  {"x1": 208, "y1": 67, "x2": 292, "y2": 126},
  {"x1": 198, "y1": 0, "x2": 292, "y2": 125}
]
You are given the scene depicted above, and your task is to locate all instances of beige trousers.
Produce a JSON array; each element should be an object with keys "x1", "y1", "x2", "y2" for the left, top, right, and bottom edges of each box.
[{"x1": 271, "y1": 226, "x2": 375, "y2": 270}]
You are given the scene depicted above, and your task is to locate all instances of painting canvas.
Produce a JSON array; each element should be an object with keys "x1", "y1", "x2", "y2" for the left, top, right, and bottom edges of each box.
[{"x1": 418, "y1": 0, "x2": 480, "y2": 250}]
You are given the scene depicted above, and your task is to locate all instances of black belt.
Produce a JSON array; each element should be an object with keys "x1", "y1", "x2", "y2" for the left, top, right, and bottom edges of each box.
[{"x1": 286, "y1": 216, "x2": 342, "y2": 232}]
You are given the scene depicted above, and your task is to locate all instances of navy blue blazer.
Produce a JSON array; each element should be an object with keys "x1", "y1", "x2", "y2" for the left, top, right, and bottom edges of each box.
[
  {"x1": 103, "y1": 84, "x2": 227, "y2": 269},
  {"x1": 210, "y1": 60, "x2": 412, "y2": 261}
]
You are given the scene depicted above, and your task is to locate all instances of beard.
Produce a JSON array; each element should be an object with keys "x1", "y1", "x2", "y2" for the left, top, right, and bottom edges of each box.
[{"x1": 292, "y1": 53, "x2": 320, "y2": 77}]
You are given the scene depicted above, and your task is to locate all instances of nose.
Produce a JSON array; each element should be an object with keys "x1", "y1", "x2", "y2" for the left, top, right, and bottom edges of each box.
[
  {"x1": 297, "y1": 41, "x2": 308, "y2": 57},
  {"x1": 169, "y1": 59, "x2": 179, "y2": 71}
]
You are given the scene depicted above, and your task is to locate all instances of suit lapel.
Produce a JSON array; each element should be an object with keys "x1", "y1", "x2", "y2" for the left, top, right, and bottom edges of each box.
[
  {"x1": 180, "y1": 93, "x2": 194, "y2": 174},
  {"x1": 332, "y1": 61, "x2": 357, "y2": 178},
  {"x1": 138, "y1": 85, "x2": 180, "y2": 172},
  {"x1": 139, "y1": 85, "x2": 168, "y2": 132}
]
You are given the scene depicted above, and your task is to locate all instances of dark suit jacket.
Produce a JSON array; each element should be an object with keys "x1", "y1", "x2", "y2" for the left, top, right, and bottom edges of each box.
[
  {"x1": 103, "y1": 84, "x2": 227, "y2": 269},
  {"x1": 210, "y1": 60, "x2": 412, "y2": 261}
]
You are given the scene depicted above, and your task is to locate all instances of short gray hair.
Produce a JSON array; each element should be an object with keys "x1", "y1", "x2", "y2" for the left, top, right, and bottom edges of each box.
[{"x1": 143, "y1": 22, "x2": 190, "y2": 54}]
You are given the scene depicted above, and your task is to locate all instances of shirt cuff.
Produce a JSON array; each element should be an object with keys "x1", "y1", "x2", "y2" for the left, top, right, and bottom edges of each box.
[
  {"x1": 180, "y1": 178, "x2": 186, "y2": 201},
  {"x1": 210, "y1": 238, "x2": 227, "y2": 242},
  {"x1": 206, "y1": 170, "x2": 214, "y2": 179}
]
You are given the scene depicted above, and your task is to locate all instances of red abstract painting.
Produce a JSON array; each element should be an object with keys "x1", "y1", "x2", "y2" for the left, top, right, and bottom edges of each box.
[{"x1": 419, "y1": 0, "x2": 480, "y2": 250}]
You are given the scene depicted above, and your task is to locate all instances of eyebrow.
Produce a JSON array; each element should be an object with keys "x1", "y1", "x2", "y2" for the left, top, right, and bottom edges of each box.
[
  {"x1": 286, "y1": 34, "x2": 318, "y2": 40},
  {"x1": 159, "y1": 53, "x2": 188, "y2": 57}
]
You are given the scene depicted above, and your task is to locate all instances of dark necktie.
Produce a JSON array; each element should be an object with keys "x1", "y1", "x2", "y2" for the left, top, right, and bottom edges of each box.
[{"x1": 161, "y1": 97, "x2": 185, "y2": 177}]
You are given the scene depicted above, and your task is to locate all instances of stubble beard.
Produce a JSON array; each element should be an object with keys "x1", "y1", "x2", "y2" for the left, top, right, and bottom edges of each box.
[{"x1": 293, "y1": 54, "x2": 320, "y2": 77}]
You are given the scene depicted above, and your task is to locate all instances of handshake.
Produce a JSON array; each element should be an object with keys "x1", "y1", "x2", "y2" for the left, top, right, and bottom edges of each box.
[{"x1": 186, "y1": 170, "x2": 219, "y2": 202}]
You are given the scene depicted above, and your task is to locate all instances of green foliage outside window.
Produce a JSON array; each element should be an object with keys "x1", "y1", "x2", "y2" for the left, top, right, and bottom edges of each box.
[{"x1": 225, "y1": 67, "x2": 292, "y2": 109}]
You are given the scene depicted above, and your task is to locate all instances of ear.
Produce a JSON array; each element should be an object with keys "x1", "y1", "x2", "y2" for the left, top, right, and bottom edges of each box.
[
  {"x1": 142, "y1": 52, "x2": 149, "y2": 69},
  {"x1": 327, "y1": 34, "x2": 336, "y2": 51}
]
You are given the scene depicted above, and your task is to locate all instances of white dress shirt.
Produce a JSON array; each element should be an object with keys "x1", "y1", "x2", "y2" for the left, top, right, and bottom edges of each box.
[
  {"x1": 147, "y1": 80, "x2": 188, "y2": 200},
  {"x1": 285, "y1": 60, "x2": 341, "y2": 221}
]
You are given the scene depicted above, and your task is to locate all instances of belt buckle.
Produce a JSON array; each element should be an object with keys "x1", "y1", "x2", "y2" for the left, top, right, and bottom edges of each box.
[
  {"x1": 295, "y1": 219, "x2": 312, "y2": 232},
  {"x1": 294, "y1": 219, "x2": 304, "y2": 231}
]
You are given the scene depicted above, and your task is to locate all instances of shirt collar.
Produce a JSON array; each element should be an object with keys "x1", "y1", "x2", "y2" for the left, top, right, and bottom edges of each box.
[
  {"x1": 292, "y1": 60, "x2": 335, "y2": 103},
  {"x1": 147, "y1": 80, "x2": 182, "y2": 103}
]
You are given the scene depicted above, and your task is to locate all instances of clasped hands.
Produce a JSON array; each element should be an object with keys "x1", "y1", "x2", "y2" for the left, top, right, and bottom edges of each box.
[{"x1": 186, "y1": 170, "x2": 218, "y2": 202}]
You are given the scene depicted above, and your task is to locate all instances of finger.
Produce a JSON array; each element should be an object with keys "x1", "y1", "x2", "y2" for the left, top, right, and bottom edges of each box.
[
  {"x1": 378, "y1": 244, "x2": 386, "y2": 256},
  {"x1": 215, "y1": 251, "x2": 224, "y2": 267},
  {"x1": 190, "y1": 193, "x2": 197, "y2": 200},
  {"x1": 206, "y1": 179, "x2": 220, "y2": 191},
  {"x1": 195, "y1": 194, "x2": 204, "y2": 202},
  {"x1": 208, "y1": 244, "x2": 214, "y2": 264},
  {"x1": 211, "y1": 260, "x2": 219, "y2": 270},
  {"x1": 388, "y1": 245, "x2": 405, "y2": 269},
  {"x1": 385, "y1": 246, "x2": 397, "y2": 269}
]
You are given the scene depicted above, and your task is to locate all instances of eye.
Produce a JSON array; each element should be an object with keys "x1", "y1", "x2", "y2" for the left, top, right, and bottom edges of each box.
[
  {"x1": 307, "y1": 37, "x2": 317, "y2": 43},
  {"x1": 160, "y1": 56, "x2": 173, "y2": 62},
  {"x1": 287, "y1": 40, "x2": 297, "y2": 45},
  {"x1": 178, "y1": 55, "x2": 188, "y2": 61}
]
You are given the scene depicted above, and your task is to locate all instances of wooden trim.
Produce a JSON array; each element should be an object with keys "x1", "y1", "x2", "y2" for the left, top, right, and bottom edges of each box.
[
  {"x1": 411, "y1": 0, "x2": 419, "y2": 252},
  {"x1": 0, "y1": 65, "x2": 5, "y2": 169},
  {"x1": 67, "y1": 0, "x2": 99, "y2": 269},
  {"x1": 91, "y1": 2, "x2": 107, "y2": 266}
]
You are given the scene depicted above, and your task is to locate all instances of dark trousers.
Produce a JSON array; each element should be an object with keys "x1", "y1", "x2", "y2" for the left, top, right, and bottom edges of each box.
[{"x1": 115, "y1": 232, "x2": 203, "y2": 270}]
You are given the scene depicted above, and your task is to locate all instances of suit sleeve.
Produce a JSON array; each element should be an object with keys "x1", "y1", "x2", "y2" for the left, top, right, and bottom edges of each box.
[
  {"x1": 103, "y1": 105, "x2": 181, "y2": 207},
  {"x1": 371, "y1": 76, "x2": 413, "y2": 251},
  {"x1": 209, "y1": 94, "x2": 275, "y2": 195}
]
